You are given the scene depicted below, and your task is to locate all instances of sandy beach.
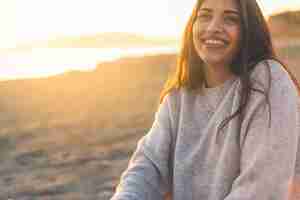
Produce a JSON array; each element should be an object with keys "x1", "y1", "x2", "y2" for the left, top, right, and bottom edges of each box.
[{"x1": 0, "y1": 37, "x2": 299, "y2": 199}]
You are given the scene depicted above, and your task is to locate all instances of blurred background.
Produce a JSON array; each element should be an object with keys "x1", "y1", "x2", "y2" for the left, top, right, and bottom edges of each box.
[{"x1": 0, "y1": 0, "x2": 299, "y2": 199}]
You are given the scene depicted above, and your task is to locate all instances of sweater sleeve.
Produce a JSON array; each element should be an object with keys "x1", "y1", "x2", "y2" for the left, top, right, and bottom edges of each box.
[
  {"x1": 224, "y1": 61, "x2": 300, "y2": 200},
  {"x1": 289, "y1": 127, "x2": 300, "y2": 200},
  {"x1": 110, "y1": 93, "x2": 175, "y2": 200}
]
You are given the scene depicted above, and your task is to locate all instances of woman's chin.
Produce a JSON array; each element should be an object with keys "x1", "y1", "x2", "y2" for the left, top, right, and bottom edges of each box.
[{"x1": 202, "y1": 56, "x2": 226, "y2": 67}]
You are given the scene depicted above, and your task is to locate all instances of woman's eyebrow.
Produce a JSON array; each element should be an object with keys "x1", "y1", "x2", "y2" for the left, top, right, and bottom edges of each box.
[
  {"x1": 199, "y1": 8, "x2": 211, "y2": 12},
  {"x1": 198, "y1": 8, "x2": 240, "y2": 15},
  {"x1": 224, "y1": 10, "x2": 240, "y2": 15}
]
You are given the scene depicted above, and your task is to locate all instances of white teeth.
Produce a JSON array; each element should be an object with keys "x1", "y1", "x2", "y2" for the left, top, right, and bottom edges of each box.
[{"x1": 205, "y1": 39, "x2": 225, "y2": 45}]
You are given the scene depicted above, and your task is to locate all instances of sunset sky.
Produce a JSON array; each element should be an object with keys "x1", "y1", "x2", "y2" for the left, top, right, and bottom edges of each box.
[{"x1": 1, "y1": 0, "x2": 300, "y2": 48}]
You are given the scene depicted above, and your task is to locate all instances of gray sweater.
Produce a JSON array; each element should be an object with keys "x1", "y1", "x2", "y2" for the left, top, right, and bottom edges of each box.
[{"x1": 111, "y1": 60, "x2": 300, "y2": 200}]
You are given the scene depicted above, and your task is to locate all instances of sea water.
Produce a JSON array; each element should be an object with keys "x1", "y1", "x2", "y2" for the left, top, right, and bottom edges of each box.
[{"x1": 0, "y1": 46, "x2": 178, "y2": 80}]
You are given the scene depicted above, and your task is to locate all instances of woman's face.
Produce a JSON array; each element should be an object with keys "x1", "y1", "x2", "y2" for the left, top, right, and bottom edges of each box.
[{"x1": 192, "y1": 0, "x2": 241, "y2": 68}]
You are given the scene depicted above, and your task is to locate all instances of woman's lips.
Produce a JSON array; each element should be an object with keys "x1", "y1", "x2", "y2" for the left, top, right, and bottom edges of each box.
[
  {"x1": 205, "y1": 43, "x2": 226, "y2": 48},
  {"x1": 204, "y1": 42, "x2": 227, "y2": 49},
  {"x1": 201, "y1": 38, "x2": 228, "y2": 49}
]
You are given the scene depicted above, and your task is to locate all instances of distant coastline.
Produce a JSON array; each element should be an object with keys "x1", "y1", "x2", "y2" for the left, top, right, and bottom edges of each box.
[
  {"x1": 14, "y1": 32, "x2": 179, "y2": 50},
  {"x1": 0, "y1": 46, "x2": 178, "y2": 81},
  {"x1": 1, "y1": 9, "x2": 300, "y2": 82}
]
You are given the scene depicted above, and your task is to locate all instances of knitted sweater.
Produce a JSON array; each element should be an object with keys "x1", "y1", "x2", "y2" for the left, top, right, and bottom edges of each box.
[{"x1": 111, "y1": 59, "x2": 300, "y2": 200}]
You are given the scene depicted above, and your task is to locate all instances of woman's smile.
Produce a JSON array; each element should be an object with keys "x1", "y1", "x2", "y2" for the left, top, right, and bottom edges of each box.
[
  {"x1": 203, "y1": 39, "x2": 227, "y2": 49},
  {"x1": 200, "y1": 36, "x2": 230, "y2": 57}
]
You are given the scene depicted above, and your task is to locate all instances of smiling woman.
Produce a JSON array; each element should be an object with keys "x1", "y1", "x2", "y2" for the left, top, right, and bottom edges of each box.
[{"x1": 110, "y1": 0, "x2": 300, "y2": 199}]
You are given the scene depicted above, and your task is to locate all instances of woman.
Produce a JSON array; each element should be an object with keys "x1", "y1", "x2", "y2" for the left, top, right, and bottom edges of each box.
[{"x1": 111, "y1": 0, "x2": 300, "y2": 199}]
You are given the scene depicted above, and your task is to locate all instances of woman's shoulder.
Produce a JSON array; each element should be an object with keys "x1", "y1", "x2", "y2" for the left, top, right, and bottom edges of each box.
[
  {"x1": 161, "y1": 87, "x2": 183, "y2": 110},
  {"x1": 161, "y1": 86, "x2": 194, "y2": 118},
  {"x1": 250, "y1": 59, "x2": 298, "y2": 92},
  {"x1": 243, "y1": 59, "x2": 299, "y2": 123}
]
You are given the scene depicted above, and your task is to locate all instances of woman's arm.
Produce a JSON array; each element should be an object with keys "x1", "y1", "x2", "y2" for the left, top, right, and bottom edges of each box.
[
  {"x1": 224, "y1": 61, "x2": 300, "y2": 200},
  {"x1": 288, "y1": 115, "x2": 300, "y2": 200},
  {"x1": 111, "y1": 93, "x2": 175, "y2": 200}
]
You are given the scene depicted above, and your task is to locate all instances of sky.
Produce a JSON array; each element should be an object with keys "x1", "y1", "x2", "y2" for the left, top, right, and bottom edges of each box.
[{"x1": 1, "y1": 0, "x2": 300, "y2": 48}]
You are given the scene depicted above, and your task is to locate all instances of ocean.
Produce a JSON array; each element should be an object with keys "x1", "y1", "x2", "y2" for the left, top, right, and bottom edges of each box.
[{"x1": 0, "y1": 46, "x2": 178, "y2": 80}]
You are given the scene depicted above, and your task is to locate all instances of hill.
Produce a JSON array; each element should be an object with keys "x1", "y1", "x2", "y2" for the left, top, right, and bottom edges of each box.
[{"x1": 269, "y1": 10, "x2": 300, "y2": 38}]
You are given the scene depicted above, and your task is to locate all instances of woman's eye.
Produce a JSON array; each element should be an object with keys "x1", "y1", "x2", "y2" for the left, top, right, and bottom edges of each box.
[
  {"x1": 224, "y1": 16, "x2": 240, "y2": 25},
  {"x1": 198, "y1": 13, "x2": 211, "y2": 21}
]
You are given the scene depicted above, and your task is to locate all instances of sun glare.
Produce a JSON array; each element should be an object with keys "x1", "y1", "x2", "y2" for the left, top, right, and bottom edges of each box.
[
  {"x1": 14, "y1": 0, "x2": 178, "y2": 45},
  {"x1": 0, "y1": 0, "x2": 298, "y2": 79},
  {"x1": 0, "y1": 0, "x2": 16, "y2": 48},
  {"x1": 10, "y1": 0, "x2": 300, "y2": 45}
]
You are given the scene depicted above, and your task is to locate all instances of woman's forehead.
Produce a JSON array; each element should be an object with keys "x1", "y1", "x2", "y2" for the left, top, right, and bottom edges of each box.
[{"x1": 199, "y1": 0, "x2": 239, "y2": 12}]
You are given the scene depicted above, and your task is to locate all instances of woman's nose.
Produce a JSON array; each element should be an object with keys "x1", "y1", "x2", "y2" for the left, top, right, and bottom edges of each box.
[{"x1": 206, "y1": 18, "x2": 223, "y2": 33}]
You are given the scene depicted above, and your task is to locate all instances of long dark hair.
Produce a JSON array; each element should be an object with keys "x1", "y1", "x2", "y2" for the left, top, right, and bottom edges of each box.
[{"x1": 159, "y1": 0, "x2": 300, "y2": 140}]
